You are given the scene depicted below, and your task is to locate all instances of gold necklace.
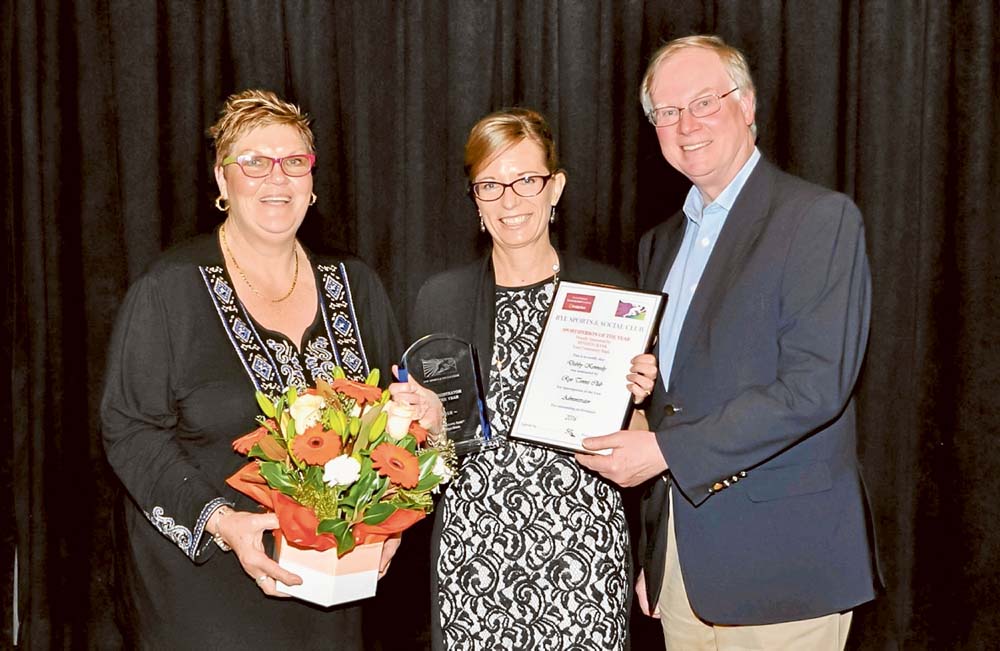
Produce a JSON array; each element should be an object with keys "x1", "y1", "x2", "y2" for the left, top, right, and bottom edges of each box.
[{"x1": 219, "y1": 223, "x2": 299, "y2": 303}]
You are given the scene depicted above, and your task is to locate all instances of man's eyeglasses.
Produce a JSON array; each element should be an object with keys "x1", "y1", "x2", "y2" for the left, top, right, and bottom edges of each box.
[
  {"x1": 222, "y1": 154, "x2": 316, "y2": 178},
  {"x1": 646, "y1": 87, "x2": 740, "y2": 127},
  {"x1": 469, "y1": 174, "x2": 554, "y2": 202}
]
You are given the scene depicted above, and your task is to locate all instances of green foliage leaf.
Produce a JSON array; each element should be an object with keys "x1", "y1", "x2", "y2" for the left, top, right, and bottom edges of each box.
[
  {"x1": 340, "y1": 458, "x2": 375, "y2": 510},
  {"x1": 318, "y1": 515, "x2": 357, "y2": 555},
  {"x1": 335, "y1": 527, "x2": 356, "y2": 556},
  {"x1": 362, "y1": 502, "x2": 397, "y2": 525},
  {"x1": 259, "y1": 461, "x2": 298, "y2": 496},
  {"x1": 303, "y1": 465, "x2": 326, "y2": 492},
  {"x1": 286, "y1": 385, "x2": 298, "y2": 404},
  {"x1": 355, "y1": 405, "x2": 383, "y2": 452},
  {"x1": 317, "y1": 517, "x2": 350, "y2": 537},
  {"x1": 248, "y1": 442, "x2": 274, "y2": 462},
  {"x1": 417, "y1": 450, "x2": 439, "y2": 478},
  {"x1": 371, "y1": 474, "x2": 389, "y2": 503},
  {"x1": 255, "y1": 391, "x2": 276, "y2": 418},
  {"x1": 390, "y1": 489, "x2": 432, "y2": 510},
  {"x1": 327, "y1": 409, "x2": 347, "y2": 436},
  {"x1": 414, "y1": 473, "x2": 443, "y2": 493}
]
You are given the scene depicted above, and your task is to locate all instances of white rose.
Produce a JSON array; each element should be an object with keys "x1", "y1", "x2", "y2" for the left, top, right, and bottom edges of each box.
[
  {"x1": 323, "y1": 455, "x2": 361, "y2": 487},
  {"x1": 432, "y1": 455, "x2": 453, "y2": 482},
  {"x1": 384, "y1": 400, "x2": 416, "y2": 441},
  {"x1": 289, "y1": 393, "x2": 326, "y2": 430}
]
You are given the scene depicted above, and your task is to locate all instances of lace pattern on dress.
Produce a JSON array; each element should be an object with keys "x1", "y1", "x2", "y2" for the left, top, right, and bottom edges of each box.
[{"x1": 436, "y1": 282, "x2": 629, "y2": 650}]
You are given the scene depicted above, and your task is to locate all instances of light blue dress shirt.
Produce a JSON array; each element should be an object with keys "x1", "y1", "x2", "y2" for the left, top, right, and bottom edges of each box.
[{"x1": 658, "y1": 148, "x2": 761, "y2": 386}]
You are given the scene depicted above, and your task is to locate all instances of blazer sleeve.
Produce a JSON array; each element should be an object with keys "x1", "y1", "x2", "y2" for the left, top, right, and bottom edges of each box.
[
  {"x1": 661, "y1": 194, "x2": 872, "y2": 505},
  {"x1": 101, "y1": 273, "x2": 230, "y2": 562}
]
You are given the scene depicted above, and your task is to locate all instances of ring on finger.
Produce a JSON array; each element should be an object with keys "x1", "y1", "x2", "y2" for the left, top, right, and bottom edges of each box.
[{"x1": 256, "y1": 575, "x2": 269, "y2": 585}]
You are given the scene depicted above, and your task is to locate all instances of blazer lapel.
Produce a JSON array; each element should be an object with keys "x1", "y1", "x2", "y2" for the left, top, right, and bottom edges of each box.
[
  {"x1": 644, "y1": 215, "x2": 686, "y2": 293},
  {"x1": 668, "y1": 160, "x2": 776, "y2": 386}
]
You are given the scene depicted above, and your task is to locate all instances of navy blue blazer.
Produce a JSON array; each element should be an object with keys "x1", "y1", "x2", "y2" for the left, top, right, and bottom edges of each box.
[{"x1": 638, "y1": 158, "x2": 878, "y2": 625}]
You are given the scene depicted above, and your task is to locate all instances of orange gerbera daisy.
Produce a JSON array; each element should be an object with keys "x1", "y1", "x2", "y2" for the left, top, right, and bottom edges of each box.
[
  {"x1": 291, "y1": 424, "x2": 342, "y2": 465},
  {"x1": 331, "y1": 378, "x2": 384, "y2": 405},
  {"x1": 408, "y1": 421, "x2": 430, "y2": 445},
  {"x1": 370, "y1": 443, "x2": 419, "y2": 488},
  {"x1": 232, "y1": 419, "x2": 276, "y2": 454}
]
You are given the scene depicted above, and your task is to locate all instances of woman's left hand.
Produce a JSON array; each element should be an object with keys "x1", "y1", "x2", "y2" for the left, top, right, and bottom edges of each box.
[
  {"x1": 627, "y1": 353, "x2": 658, "y2": 404},
  {"x1": 388, "y1": 365, "x2": 445, "y2": 434}
]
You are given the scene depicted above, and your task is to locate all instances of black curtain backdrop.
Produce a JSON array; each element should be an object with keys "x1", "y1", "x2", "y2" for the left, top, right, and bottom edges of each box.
[{"x1": 3, "y1": 1, "x2": 998, "y2": 648}]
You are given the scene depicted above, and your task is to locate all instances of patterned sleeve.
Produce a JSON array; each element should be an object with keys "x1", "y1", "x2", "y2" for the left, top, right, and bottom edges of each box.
[{"x1": 101, "y1": 272, "x2": 231, "y2": 562}]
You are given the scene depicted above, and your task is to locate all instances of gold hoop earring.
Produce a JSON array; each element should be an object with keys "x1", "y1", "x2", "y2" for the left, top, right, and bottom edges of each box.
[
  {"x1": 310, "y1": 193, "x2": 317, "y2": 206},
  {"x1": 215, "y1": 196, "x2": 230, "y2": 212}
]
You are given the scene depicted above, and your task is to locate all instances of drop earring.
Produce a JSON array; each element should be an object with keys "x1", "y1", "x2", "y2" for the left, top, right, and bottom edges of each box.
[
  {"x1": 549, "y1": 205, "x2": 556, "y2": 224},
  {"x1": 479, "y1": 210, "x2": 485, "y2": 233},
  {"x1": 309, "y1": 193, "x2": 317, "y2": 206}
]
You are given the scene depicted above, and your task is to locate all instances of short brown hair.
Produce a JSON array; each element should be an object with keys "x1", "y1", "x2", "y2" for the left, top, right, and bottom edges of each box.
[
  {"x1": 208, "y1": 89, "x2": 314, "y2": 165},
  {"x1": 639, "y1": 35, "x2": 756, "y2": 134},
  {"x1": 464, "y1": 108, "x2": 560, "y2": 180}
]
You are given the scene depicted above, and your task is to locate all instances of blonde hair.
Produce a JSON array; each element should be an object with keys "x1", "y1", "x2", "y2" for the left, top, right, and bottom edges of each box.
[
  {"x1": 639, "y1": 35, "x2": 757, "y2": 135},
  {"x1": 208, "y1": 89, "x2": 314, "y2": 165},
  {"x1": 464, "y1": 108, "x2": 561, "y2": 180}
]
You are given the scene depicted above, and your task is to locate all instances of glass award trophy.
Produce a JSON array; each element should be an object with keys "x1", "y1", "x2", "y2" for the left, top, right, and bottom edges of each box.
[{"x1": 399, "y1": 334, "x2": 491, "y2": 456}]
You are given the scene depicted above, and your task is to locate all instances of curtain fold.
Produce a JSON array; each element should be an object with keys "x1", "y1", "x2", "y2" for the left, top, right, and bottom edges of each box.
[{"x1": 3, "y1": 1, "x2": 997, "y2": 648}]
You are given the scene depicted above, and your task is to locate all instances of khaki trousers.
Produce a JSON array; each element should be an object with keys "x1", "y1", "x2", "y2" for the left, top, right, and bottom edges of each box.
[{"x1": 658, "y1": 490, "x2": 852, "y2": 651}]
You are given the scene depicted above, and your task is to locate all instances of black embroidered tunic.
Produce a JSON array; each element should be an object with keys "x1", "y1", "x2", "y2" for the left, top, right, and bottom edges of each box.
[{"x1": 101, "y1": 232, "x2": 401, "y2": 649}]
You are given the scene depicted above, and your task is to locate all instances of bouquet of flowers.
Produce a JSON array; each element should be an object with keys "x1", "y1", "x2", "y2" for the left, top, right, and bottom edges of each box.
[{"x1": 226, "y1": 368, "x2": 454, "y2": 557}]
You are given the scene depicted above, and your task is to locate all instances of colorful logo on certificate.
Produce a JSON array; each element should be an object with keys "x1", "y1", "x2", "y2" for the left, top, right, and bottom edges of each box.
[
  {"x1": 563, "y1": 293, "x2": 596, "y2": 313},
  {"x1": 615, "y1": 301, "x2": 647, "y2": 320}
]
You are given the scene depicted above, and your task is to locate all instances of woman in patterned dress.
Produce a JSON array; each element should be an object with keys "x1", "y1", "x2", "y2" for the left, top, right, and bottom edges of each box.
[
  {"x1": 412, "y1": 108, "x2": 657, "y2": 650},
  {"x1": 101, "y1": 90, "x2": 420, "y2": 649}
]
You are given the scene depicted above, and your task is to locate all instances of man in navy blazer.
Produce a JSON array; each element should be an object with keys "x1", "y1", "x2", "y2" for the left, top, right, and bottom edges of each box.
[{"x1": 577, "y1": 35, "x2": 878, "y2": 648}]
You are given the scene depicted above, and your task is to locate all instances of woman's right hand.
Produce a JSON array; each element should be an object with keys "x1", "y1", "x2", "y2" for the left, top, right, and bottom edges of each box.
[{"x1": 212, "y1": 508, "x2": 303, "y2": 597}]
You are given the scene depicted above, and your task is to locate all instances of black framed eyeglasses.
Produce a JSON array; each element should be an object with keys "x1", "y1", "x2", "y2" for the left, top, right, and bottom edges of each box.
[
  {"x1": 469, "y1": 174, "x2": 554, "y2": 202},
  {"x1": 222, "y1": 153, "x2": 316, "y2": 178},
  {"x1": 646, "y1": 87, "x2": 740, "y2": 127}
]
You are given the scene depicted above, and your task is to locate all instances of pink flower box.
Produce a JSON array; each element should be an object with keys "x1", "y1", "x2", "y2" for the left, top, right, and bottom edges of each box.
[{"x1": 273, "y1": 532, "x2": 383, "y2": 607}]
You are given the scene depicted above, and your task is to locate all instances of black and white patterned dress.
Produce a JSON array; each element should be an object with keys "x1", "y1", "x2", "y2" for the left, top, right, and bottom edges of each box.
[{"x1": 437, "y1": 279, "x2": 629, "y2": 650}]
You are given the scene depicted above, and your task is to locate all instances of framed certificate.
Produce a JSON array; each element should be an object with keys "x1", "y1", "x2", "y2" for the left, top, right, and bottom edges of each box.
[{"x1": 509, "y1": 281, "x2": 666, "y2": 454}]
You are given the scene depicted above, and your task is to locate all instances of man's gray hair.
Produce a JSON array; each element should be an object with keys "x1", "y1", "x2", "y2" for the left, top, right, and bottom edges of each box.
[{"x1": 640, "y1": 35, "x2": 757, "y2": 137}]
